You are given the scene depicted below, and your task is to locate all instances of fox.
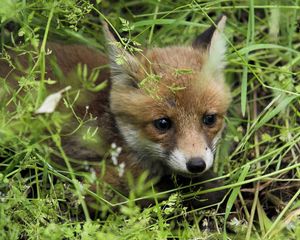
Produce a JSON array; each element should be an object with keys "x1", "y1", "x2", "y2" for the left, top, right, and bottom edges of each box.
[{"x1": 0, "y1": 15, "x2": 231, "y2": 209}]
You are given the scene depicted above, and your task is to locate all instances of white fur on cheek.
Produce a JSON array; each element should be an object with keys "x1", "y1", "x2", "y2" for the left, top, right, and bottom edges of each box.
[
  {"x1": 211, "y1": 126, "x2": 225, "y2": 153},
  {"x1": 168, "y1": 149, "x2": 189, "y2": 173},
  {"x1": 118, "y1": 122, "x2": 164, "y2": 156},
  {"x1": 212, "y1": 135, "x2": 220, "y2": 153},
  {"x1": 116, "y1": 119, "x2": 167, "y2": 178},
  {"x1": 203, "y1": 147, "x2": 214, "y2": 171}
]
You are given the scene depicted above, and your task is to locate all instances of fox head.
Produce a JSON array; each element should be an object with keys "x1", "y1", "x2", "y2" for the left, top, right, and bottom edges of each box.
[{"x1": 103, "y1": 16, "x2": 231, "y2": 176}]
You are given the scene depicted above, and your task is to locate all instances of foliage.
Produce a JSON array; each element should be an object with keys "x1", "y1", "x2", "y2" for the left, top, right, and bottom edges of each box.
[{"x1": 0, "y1": 0, "x2": 300, "y2": 239}]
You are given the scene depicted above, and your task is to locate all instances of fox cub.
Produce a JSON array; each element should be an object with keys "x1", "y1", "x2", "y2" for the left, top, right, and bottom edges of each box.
[{"x1": 1, "y1": 16, "x2": 231, "y2": 208}]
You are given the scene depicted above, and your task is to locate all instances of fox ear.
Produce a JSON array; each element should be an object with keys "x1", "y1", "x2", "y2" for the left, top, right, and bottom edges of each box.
[
  {"x1": 102, "y1": 21, "x2": 139, "y2": 87},
  {"x1": 193, "y1": 15, "x2": 227, "y2": 74}
]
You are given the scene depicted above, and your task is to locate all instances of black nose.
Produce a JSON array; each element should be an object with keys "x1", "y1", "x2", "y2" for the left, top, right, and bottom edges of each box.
[{"x1": 186, "y1": 158, "x2": 206, "y2": 173}]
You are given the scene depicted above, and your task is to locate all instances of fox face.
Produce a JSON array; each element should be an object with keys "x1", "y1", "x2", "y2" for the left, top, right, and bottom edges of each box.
[{"x1": 104, "y1": 16, "x2": 231, "y2": 176}]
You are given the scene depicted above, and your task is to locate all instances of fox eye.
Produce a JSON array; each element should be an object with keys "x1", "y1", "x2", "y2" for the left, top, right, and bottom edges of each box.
[
  {"x1": 203, "y1": 114, "x2": 217, "y2": 127},
  {"x1": 153, "y1": 118, "x2": 172, "y2": 132}
]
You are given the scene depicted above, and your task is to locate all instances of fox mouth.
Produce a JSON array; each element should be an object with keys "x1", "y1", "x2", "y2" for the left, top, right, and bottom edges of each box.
[
  {"x1": 172, "y1": 169, "x2": 208, "y2": 178},
  {"x1": 169, "y1": 166, "x2": 210, "y2": 177}
]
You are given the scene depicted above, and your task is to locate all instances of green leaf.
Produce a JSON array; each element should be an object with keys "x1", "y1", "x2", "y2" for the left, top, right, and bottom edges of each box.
[
  {"x1": 223, "y1": 164, "x2": 250, "y2": 239},
  {"x1": 255, "y1": 95, "x2": 297, "y2": 130}
]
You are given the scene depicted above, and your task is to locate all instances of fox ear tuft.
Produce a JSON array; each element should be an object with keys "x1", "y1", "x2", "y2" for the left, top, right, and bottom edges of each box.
[
  {"x1": 102, "y1": 21, "x2": 139, "y2": 87},
  {"x1": 193, "y1": 15, "x2": 227, "y2": 74}
]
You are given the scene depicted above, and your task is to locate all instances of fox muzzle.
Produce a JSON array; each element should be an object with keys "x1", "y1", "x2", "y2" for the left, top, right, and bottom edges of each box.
[{"x1": 186, "y1": 157, "x2": 206, "y2": 173}]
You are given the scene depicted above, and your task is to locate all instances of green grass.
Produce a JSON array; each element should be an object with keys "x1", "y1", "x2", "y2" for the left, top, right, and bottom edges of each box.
[{"x1": 1, "y1": 0, "x2": 300, "y2": 239}]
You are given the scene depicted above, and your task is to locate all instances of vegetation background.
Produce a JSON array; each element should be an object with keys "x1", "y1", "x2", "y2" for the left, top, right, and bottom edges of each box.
[{"x1": 0, "y1": 0, "x2": 299, "y2": 239}]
